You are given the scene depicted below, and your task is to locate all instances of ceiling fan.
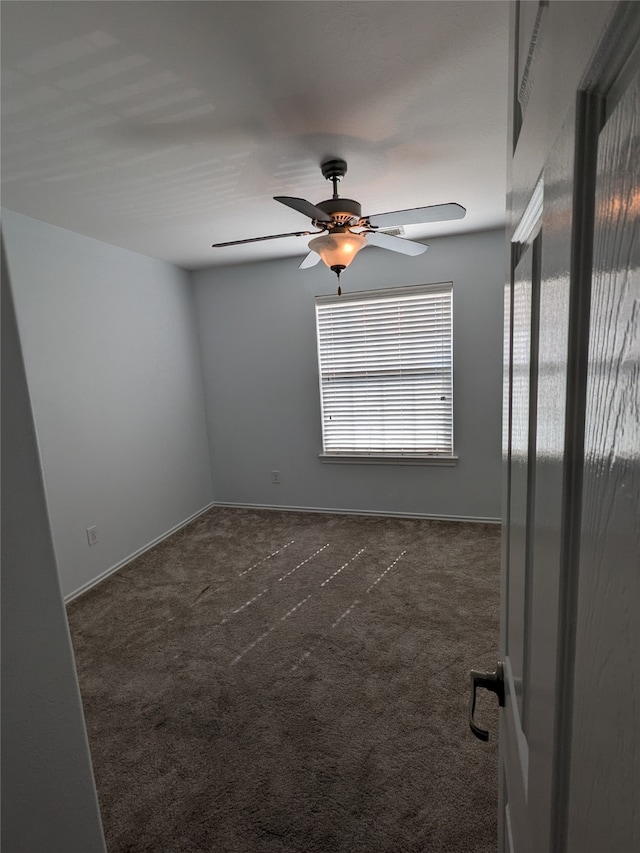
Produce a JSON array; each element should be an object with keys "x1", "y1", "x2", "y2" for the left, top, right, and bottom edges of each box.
[{"x1": 211, "y1": 158, "x2": 466, "y2": 288}]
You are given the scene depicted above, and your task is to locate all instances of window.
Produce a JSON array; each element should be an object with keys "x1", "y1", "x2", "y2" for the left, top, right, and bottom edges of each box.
[{"x1": 315, "y1": 283, "x2": 455, "y2": 463}]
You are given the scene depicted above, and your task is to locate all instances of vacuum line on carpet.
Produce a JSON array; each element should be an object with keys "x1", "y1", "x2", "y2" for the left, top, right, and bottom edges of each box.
[
  {"x1": 230, "y1": 594, "x2": 313, "y2": 666},
  {"x1": 292, "y1": 597, "x2": 362, "y2": 671},
  {"x1": 366, "y1": 550, "x2": 407, "y2": 593},
  {"x1": 277, "y1": 543, "x2": 329, "y2": 582},
  {"x1": 238, "y1": 539, "x2": 295, "y2": 577},
  {"x1": 221, "y1": 544, "x2": 328, "y2": 626},
  {"x1": 320, "y1": 547, "x2": 366, "y2": 588},
  {"x1": 220, "y1": 588, "x2": 270, "y2": 623},
  {"x1": 331, "y1": 599, "x2": 361, "y2": 628},
  {"x1": 280, "y1": 594, "x2": 313, "y2": 622},
  {"x1": 291, "y1": 650, "x2": 313, "y2": 671}
]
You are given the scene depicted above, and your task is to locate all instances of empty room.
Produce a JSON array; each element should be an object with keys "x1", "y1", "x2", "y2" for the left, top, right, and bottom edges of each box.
[{"x1": 2, "y1": 2, "x2": 638, "y2": 853}]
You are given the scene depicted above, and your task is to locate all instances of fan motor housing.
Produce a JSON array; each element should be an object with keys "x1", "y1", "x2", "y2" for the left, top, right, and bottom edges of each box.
[{"x1": 316, "y1": 197, "x2": 362, "y2": 226}]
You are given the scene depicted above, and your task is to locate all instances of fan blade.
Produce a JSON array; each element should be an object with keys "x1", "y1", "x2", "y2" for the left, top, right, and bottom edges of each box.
[
  {"x1": 366, "y1": 202, "x2": 466, "y2": 228},
  {"x1": 299, "y1": 251, "x2": 321, "y2": 269},
  {"x1": 212, "y1": 230, "x2": 316, "y2": 248},
  {"x1": 274, "y1": 196, "x2": 333, "y2": 223},
  {"x1": 365, "y1": 231, "x2": 428, "y2": 256}
]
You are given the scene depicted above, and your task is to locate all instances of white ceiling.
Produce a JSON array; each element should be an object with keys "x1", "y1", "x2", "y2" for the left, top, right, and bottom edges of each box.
[{"x1": 1, "y1": 1, "x2": 509, "y2": 271}]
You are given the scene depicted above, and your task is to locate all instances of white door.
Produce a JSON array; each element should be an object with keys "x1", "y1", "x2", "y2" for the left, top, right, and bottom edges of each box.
[
  {"x1": 470, "y1": 4, "x2": 639, "y2": 852},
  {"x1": 565, "y1": 61, "x2": 640, "y2": 853}
]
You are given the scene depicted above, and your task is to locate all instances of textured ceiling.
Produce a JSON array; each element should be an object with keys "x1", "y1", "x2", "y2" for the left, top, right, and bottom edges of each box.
[{"x1": 1, "y1": 1, "x2": 509, "y2": 270}]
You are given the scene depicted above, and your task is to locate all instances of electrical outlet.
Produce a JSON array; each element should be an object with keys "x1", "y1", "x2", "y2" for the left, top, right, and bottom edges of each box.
[
  {"x1": 86, "y1": 525, "x2": 98, "y2": 546},
  {"x1": 271, "y1": 470, "x2": 280, "y2": 484}
]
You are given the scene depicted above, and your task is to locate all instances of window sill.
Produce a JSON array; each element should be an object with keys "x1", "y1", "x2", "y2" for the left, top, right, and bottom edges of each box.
[{"x1": 318, "y1": 453, "x2": 459, "y2": 467}]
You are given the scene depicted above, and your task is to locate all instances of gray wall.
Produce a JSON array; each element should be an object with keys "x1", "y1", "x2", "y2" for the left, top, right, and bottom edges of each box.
[
  {"x1": 1, "y1": 240, "x2": 106, "y2": 853},
  {"x1": 193, "y1": 229, "x2": 505, "y2": 521},
  {"x1": 2, "y1": 210, "x2": 214, "y2": 599}
]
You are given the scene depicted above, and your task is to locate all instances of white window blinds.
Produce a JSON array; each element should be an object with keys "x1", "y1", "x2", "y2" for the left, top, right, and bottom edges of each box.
[{"x1": 315, "y1": 283, "x2": 454, "y2": 457}]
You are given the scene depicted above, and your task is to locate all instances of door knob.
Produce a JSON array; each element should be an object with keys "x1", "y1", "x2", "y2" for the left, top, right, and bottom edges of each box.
[{"x1": 469, "y1": 662, "x2": 505, "y2": 741}]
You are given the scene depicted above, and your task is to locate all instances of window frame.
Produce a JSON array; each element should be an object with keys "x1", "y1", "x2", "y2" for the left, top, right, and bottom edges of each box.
[{"x1": 314, "y1": 282, "x2": 458, "y2": 466}]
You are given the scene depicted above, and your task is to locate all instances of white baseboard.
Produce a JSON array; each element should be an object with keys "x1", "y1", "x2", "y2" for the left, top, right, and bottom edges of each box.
[
  {"x1": 65, "y1": 500, "x2": 500, "y2": 602},
  {"x1": 212, "y1": 501, "x2": 501, "y2": 525},
  {"x1": 64, "y1": 501, "x2": 217, "y2": 604}
]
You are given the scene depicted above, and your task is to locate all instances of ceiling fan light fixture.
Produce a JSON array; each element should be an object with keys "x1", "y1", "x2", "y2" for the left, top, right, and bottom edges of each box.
[
  {"x1": 307, "y1": 230, "x2": 367, "y2": 276},
  {"x1": 213, "y1": 159, "x2": 465, "y2": 283}
]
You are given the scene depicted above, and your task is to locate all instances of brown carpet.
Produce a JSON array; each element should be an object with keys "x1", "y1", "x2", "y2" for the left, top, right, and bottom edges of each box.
[{"x1": 68, "y1": 507, "x2": 501, "y2": 853}]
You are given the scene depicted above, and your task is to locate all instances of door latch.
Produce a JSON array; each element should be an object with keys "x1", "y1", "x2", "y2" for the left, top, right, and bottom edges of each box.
[{"x1": 469, "y1": 661, "x2": 505, "y2": 741}]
